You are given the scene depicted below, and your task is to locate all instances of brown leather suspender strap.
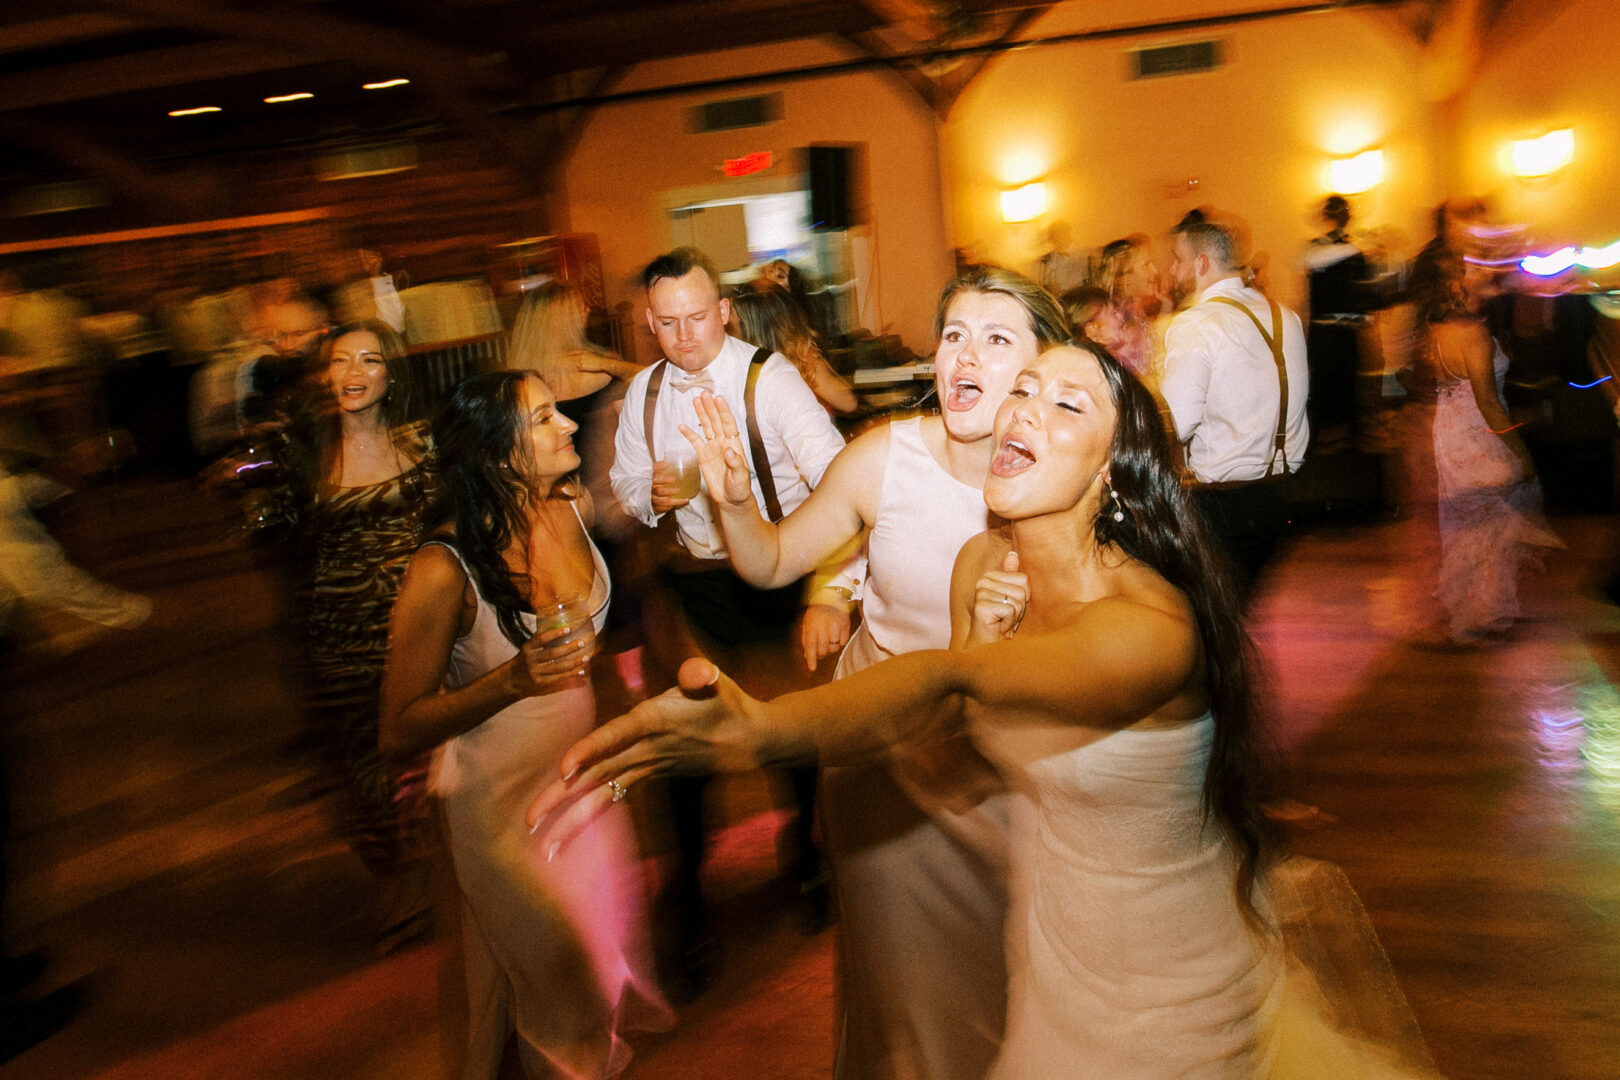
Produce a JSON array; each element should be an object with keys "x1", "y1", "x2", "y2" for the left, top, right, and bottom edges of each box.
[
  {"x1": 1207, "y1": 296, "x2": 1291, "y2": 477},
  {"x1": 642, "y1": 359, "x2": 667, "y2": 465},
  {"x1": 642, "y1": 350, "x2": 783, "y2": 522},
  {"x1": 742, "y1": 346, "x2": 783, "y2": 522}
]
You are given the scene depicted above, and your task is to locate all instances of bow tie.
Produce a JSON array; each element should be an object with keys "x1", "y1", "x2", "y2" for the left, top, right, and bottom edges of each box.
[{"x1": 670, "y1": 369, "x2": 716, "y2": 395}]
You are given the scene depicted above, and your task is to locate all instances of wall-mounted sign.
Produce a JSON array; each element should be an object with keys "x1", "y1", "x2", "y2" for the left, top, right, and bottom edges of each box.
[{"x1": 723, "y1": 151, "x2": 773, "y2": 178}]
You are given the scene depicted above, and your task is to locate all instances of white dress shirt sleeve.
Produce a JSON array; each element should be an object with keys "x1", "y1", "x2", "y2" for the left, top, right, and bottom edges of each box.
[
  {"x1": 609, "y1": 367, "x2": 660, "y2": 528},
  {"x1": 1160, "y1": 312, "x2": 1215, "y2": 446},
  {"x1": 757, "y1": 359, "x2": 846, "y2": 489}
]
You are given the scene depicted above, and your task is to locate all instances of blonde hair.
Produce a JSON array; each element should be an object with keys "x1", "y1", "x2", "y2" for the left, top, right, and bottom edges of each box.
[
  {"x1": 730, "y1": 285, "x2": 824, "y2": 388},
  {"x1": 507, "y1": 281, "x2": 614, "y2": 387}
]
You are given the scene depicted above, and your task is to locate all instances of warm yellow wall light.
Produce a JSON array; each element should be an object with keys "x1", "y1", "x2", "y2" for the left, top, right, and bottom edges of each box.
[
  {"x1": 1511, "y1": 128, "x2": 1574, "y2": 178},
  {"x1": 1327, "y1": 149, "x2": 1384, "y2": 195},
  {"x1": 1001, "y1": 181, "x2": 1047, "y2": 223}
]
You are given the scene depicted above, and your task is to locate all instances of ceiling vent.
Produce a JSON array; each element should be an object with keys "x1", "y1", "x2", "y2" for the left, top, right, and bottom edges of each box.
[
  {"x1": 690, "y1": 94, "x2": 781, "y2": 133},
  {"x1": 1130, "y1": 39, "x2": 1223, "y2": 80}
]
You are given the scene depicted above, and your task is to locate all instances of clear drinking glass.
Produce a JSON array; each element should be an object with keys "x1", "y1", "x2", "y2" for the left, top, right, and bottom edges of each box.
[
  {"x1": 664, "y1": 446, "x2": 702, "y2": 500},
  {"x1": 535, "y1": 592, "x2": 597, "y2": 668}
]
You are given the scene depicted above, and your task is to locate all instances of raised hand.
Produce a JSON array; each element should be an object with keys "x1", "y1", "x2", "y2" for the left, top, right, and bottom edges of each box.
[
  {"x1": 679, "y1": 392, "x2": 754, "y2": 509},
  {"x1": 526, "y1": 658, "x2": 767, "y2": 856},
  {"x1": 971, "y1": 550, "x2": 1028, "y2": 645}
]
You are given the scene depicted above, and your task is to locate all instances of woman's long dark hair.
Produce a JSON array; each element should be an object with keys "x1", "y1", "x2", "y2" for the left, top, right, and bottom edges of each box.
[
  {"x1": 430, "y1": 370, "x2": 539, "y2": 647},
  {"x1": 1081, "y1": 339, "x2": 1276, "y2": 921}
]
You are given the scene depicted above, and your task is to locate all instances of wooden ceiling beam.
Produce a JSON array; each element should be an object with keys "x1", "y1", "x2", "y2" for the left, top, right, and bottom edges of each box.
[
  {"x1": 0, "y1": 41, "x2": 309, "y2": 112},
  {"x1": 0, "y1": 12, "x2": 143, "y2": 55},
  {"x1": 94, "y1": 0, "x2": 520, "y2": 92},
  {"x1": 0, "y1": 115, "x2": 225, "y2": 216},
  {"x1": 931, "y1": 4, "x2": 1050, "y2": 116},
  {"x1": 89, "y1": 0, "x2": 543, "y2": 179}
]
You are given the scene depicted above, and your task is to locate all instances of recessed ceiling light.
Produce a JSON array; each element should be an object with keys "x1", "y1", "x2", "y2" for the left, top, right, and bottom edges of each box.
[
  {"x1": 264, "y1": 92, "x2": 314, "y2": 104},
  {"x1": 168, "y1": 106, "x2": 222, "y2": 117},
  {"x1": 362, "y1": 78, "x2": 410, "y2": 90}
]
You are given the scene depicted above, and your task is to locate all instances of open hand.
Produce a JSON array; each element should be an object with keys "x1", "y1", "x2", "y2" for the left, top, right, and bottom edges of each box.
[
  {"x1": 971, "y1": 550, "x2": 1028, "y2": 644},
  {"x1": 526, "y1": 658, "x2": 766, "y2": 856},
  {"x1": 679, "y1": 393, "x2": 754, "y2": 509}
]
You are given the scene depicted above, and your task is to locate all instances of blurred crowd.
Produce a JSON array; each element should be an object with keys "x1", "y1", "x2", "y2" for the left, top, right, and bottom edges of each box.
[{"x1": 2, "y1": 195, "x2": 1617, "y2": 1072}]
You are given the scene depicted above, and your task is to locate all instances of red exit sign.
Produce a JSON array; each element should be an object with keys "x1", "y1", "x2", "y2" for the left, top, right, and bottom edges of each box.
[{"x1": 723, "y1": 151, "x2": 773, "y2": 177}]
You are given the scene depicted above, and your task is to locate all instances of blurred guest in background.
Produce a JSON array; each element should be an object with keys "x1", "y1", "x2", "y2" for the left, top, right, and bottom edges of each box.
[
  {"x1": 0, "y1": 330, "x2": 151, "y2": 648},
  {"x1": 1304, "y1": 196, "x2": 1373, "y2": 453},
  {"x1": 1093, "y1": 233, "x2": 1170, "y2": 323},
  {"x1": 1420, "y1": 257, "x2": 1561, "y2": 644},
  {"x1": 508, "y1": 281, "x2": 642, "y2": 541},
  {"x1": 1034, "y1": 220, "x2": 1091, "y2": 298},
  {"x1": 333, "y1": 248, "x2": 407, "y2": 334},
  {"x1": 730, "y1": 284, "x2": 857, "y2": 416},
  {"x1": 1061, "y1": 284, "x2": 1157, "y2": 384},
  {"x1": 250, "y1": 319, "x2": 436, "y2": 948},
  {"x1": 380, "y1": 370, "x2": 670, "y2": 1079},
  {"x1": 247, "y1": 293, "x2": 329, "y2": 429},
  {"x1": 1163, "y1": 219, "x2": 1309, "y2": 602}
]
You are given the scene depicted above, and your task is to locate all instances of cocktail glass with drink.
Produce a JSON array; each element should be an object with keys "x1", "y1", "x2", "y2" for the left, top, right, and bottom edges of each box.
[
  {"x1": 664, "y1": 446, "x2": 702, "y2": 500},
  {"x1": 535, "y1": 592, "x2": 597, "y2": 680}
]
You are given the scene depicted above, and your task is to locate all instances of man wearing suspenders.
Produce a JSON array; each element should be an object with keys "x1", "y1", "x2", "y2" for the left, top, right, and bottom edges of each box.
[
  {"x1": 1162, "y1": 220, "x2": 1310, "y2": 602},
  {"x1": 610, "y1": 247, "x2": 846, "y2": 988}
]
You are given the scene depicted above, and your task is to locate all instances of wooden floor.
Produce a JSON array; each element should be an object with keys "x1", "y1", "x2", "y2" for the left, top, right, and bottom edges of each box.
[{"x1": 2, "y1": 472, "x2": 1618, "y2": 1079}]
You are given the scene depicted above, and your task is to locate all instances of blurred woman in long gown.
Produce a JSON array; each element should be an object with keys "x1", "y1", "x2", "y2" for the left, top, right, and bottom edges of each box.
[
  {"x1": 380, "y1": 371, "x2": 669, "y2": 1079},
  {"x1": 252, "y1": 319, "x2": 436, "y2": 946},
  {"x1": 1422, "y1": 258, "x2": 1561, "y2": 644},
  {"x1": 535, "y1": 342, "x2": 1440, "y2": 1079}
]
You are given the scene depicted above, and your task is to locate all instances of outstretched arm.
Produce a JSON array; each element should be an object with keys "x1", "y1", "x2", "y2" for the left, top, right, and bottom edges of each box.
[{"x1": 529, "y1": 593, "x2": 1199, "y2": 848}]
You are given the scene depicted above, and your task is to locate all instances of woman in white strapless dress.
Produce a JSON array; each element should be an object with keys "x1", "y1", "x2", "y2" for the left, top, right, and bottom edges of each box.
[
  {"x1": 382, "y1": 372, "x2": 669, "y2": 1079},
  {"x1": 536, "y1": 342, "x2": 1439, "y2": 1079}
]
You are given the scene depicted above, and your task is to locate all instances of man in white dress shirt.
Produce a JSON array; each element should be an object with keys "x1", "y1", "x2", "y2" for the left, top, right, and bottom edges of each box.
[
  {"x1": 1162, "y1": 220, "x2": 1310, "y2": 600},
  {"x1": 611, "y1": 247, "x2": 845, "y2": 983}
]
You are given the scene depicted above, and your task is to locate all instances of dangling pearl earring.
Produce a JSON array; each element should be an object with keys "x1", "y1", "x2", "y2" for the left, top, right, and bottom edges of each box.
[{"x1": 1106, "y1": 479, "x2": 1125, "y2": 523}]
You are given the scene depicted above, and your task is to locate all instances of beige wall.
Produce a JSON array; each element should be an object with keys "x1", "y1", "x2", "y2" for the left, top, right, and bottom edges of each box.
[
  {"x1": 1458, "y1": 0, "x2": 1620, "y2": 249},
  {"x1": 563, "y1": 1, "x2": 1617, "y2": 346},
  {"x1": 944, "y1": 3, "x2": 1443, "y2": 311},
  {"x1": 562, "y1": 38, "x2": 955, "y2": 361}
]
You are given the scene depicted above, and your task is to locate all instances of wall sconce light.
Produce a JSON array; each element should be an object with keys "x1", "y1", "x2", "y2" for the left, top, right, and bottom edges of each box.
[
  {"x1": 1001, "y1": 182, "x2": 1047, "y2": 223},
  {"x1": 1511, "y1": 128, "x2": 1574, "y2": 178},
  {"x1": 1327, "y1": 149, "x2": 1384, "y2": 195}
]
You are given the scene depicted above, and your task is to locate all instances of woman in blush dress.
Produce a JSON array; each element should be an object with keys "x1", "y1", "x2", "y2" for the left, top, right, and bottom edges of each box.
[
  {"x1": 662, "y1": 268, "x2": 1069, "y2": 1080},
  {"x1": 536, "y1": 342, "x2": 1440, "y2": 1080},
  {"x1": 1422, "y1": 257, "x2": 1561, "y2": 644},
  {"x1": 380, "y1": 371, "x2": 669, "y2": 1079}
]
